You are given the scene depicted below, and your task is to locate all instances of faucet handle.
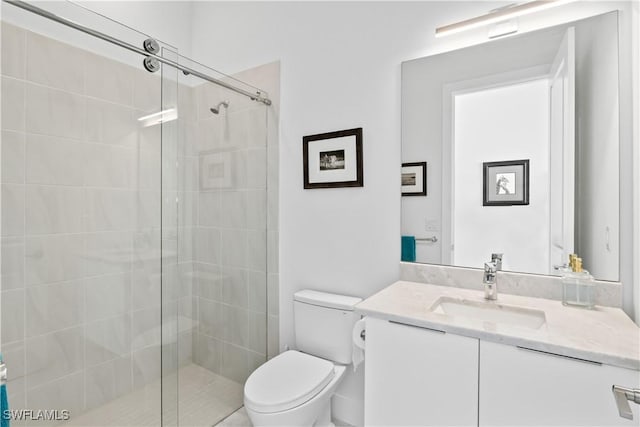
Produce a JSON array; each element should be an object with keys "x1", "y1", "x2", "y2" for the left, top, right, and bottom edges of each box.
[
  {"x1": 491, "y1": 253, "x2": 503, "y2": 270},
  {"x1": 484, "y1": 261, "x2": 497, "y2": 274}
]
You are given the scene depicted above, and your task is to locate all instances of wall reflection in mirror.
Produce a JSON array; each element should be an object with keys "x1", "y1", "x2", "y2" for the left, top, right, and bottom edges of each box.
[{"x1": 401, "y1": 12, "x2": 619, "y2": 282}]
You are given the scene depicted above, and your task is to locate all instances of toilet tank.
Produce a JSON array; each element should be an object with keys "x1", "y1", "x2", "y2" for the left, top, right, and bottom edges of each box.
[{"x1": 294, "y1": 290, "x2": 362, "y2": 364}]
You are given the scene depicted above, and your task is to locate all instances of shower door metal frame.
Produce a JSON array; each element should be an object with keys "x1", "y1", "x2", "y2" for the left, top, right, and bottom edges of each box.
[{"x1": 2, "y1": 0, "x2": 272, "y2": 106}]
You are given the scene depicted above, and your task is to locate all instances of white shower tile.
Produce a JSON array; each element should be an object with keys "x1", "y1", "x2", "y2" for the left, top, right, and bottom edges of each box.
[
  {"x1": 85, "y1": 314, "x2": 131, "y2": 367},
  {"x1": 85, "y1": 356, "x2": 132, "y2": 411},
  {"x1": 1, "y1": 289, "x2": 24, "y2": 343},
  {"x1": 26, "y1": 31, "x2": 85, "y2": 94},
  {"x1": 131, "y1": 266, "x2": 161, "y2": 311},
  {"x1": 2, "y1": 340, "x2": 25, "y2": 384},
  {"x1": 198, "y1": 298, "x2": 223, "y2": 339},
  {"x1": 220, "y1": 228, "x2": 246, "y2": 269},
  {"x1": 84, "y1": 231, "x2": 133, "y2": 277},
  {"x1": 178, "y1": 330, "x2": 193, "y2": 367},
  {"x1": 1, "y1": 77, "x2": 25, "y2": 131},
  {"x1": 136, "y1": 190, "x2": 161, "y2": 230},
  {"x1": 222, "y1": 304, "x2": 249, "y2": 347},
  {"x1": 25, "y1": 234, "x2": 84, "y2": 286},
  {"x1": 85, "y1": 52, "x2": 134, "y2": 106},
  {"x1": 25, "y1": 83, "x2": 84, "y2": 139},
  {"x1": 267, "y1": 273, "x2": 279, "y2": 317},
  {"x1": 25, "y1": 280, "x2": 84, "y2": 337},
  {"x1": 267, "y1": 231, "x2": 279, "y2": 274},
  {"x1": 1, "y1": 23, "x2": 26, "y2": 79},
  {"x1": 84, "y1": 98, "x2": 136, "y2": 146},
  {"x1": 25, "y1": 133, "x2": 84, "y2": 185},
  {"x1": 221, "y1": 266, "x2": 248, "y2": 308},
  {"x1": 247, "y1": 270, "x2": 267, "y2": 314},
  {"x1": 85, "y1": 273, "x2": 131, "y2": 322},
  {"x1": 246, "y1": 189, "x2": 267, "y2": 230},
  {"x1": 26, "y1": 371, "x2": 84, "y2": 423},
  {"x1": 133, "y1": 71, "x2": 161, "y2": 113},
  {"x1": 194, "y1": 333, "x2": 222, "y2": 374},
  {"x1": 84, "y1": 188, "x2": 134, "y2": 232},
  {"x1": 198, "y1": 191, "x2": 221, "y2": 227},
  {"x1": 219, "y1": 191, "x2": 247, "y2": 229},
  {"x1": 247, "y1": 230, "x2": 267, "y2": 272},
  {"x1": 82, "y1": 143, "x2": 133, "y2": 188},
  {"x1": 25, "y1": 326, "x2": 84, "y2": 389},
  {"x1": 246, "y1": 148, "x2": 267, "y2": 189},
  {"x1": 193, "y1": 263, "x2": 223, "y2": 301},
  {"x1": 132, "y1": 345, "x2": 161, "y2": 387},
  {"x1": 25, "y1": 185, "x2": 83, "y2": 235},
  {"x1": 1, "y1": 237, "x2": 25, "y2": 290},
  {"x1": 220, "y1": 342, "x2": 249, "y2": 384},
  {"x1": 1, "y1": 184, "x2": 25, "y2": 237},
  {"x1": 131, "y1": 307, "x2": 161, "y2": 351},
  {"x1": 1, "y1": 130, "x2": 25, "y2": 183},
  {"x1": 247, "y1": 311, "x2": 267, "y2": 354},
  {"x1": 195, "y1": 227, "x2": 221, "y2": 265}
]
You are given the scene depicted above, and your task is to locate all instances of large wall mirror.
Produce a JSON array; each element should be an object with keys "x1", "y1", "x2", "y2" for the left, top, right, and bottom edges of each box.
[{"x1": 401, "y1": 12, "x2": 620, "y2": 282}]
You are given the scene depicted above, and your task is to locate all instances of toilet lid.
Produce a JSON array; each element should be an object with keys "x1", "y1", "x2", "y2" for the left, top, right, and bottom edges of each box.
[{"x1": 244, "y1": 350, "x2": 335, "y2": 413}]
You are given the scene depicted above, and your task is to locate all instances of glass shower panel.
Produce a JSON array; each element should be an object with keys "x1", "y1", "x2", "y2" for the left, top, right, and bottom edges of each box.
[
  {"x1": 0, "y1": 2, "x2": 174, "y2": 425},
  {"x1": 164, "y1": 55, "x2": 269, "y2": 426}
]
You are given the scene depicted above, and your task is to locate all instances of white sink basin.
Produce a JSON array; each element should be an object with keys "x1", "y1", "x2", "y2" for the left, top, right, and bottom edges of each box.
[{"x1": 430, "y1": 296, "x2": 546, "y2": 330}]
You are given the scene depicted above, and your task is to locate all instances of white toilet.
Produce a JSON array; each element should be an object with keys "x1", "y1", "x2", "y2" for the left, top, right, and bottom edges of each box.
[{"x1": 244, "y1": 290, "x2": 362, "y2": 427}]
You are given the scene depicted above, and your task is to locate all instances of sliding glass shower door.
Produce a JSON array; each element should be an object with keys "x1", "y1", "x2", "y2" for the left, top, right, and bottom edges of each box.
[
  {"x1": 1, "y1": 2, "x2": 271, "y2": 426},
  {"x1": 161, "y1": 54, "x2": 270, "y2": 427}
]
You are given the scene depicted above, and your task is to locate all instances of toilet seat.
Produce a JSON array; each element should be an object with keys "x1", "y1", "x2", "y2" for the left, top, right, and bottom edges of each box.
[{"x1": 244, "y1": 350, "x2": 335, "y2": 414}]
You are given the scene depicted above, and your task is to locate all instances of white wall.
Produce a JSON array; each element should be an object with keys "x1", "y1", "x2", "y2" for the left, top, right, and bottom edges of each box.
[
  {"x1": 453, "y1": 80, "x2": 550, "y2": 274},
  {"x1": 189, "y1": 1, "x2": 639, "y2": 424}
]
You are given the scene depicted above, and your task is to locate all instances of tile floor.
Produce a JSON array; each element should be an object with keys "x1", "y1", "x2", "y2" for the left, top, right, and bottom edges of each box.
[{"x1": 62, "y1": 364, "x2": 243, "y2": 427}]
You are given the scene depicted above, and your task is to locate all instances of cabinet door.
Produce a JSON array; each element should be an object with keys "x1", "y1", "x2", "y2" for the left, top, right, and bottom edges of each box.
[
  {"x1": 364, "y1": 317, "x2": 479, "y2": 426},
  {"x1": 480, "y1": 340, "x2": 640, "y2": 426}
]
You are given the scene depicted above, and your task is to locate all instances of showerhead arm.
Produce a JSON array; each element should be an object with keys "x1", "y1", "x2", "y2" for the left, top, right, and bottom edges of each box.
[{"x1": 210, "y1": 100, "x2": 230, "y2": 115}]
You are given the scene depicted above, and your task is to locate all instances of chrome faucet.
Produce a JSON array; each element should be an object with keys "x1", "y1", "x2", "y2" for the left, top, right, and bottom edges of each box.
[
  {"x1": 484, "y1": 262, "x2": 498, "y2": 300},
  {"x1": 491, "y1": 253, "x2": 503, "y2": 271}
]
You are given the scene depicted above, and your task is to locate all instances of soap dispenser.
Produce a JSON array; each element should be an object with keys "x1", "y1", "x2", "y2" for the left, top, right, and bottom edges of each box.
[{"x1": 561, "y1": 255, "x2": 595, "y2": 309}]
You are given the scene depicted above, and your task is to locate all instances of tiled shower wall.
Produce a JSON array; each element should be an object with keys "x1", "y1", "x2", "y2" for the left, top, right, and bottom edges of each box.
[
  {"x1": 189, "y1": 61, "x2": 280, "y2": 383},
  {"x1": 0, "y1": 21, "x2": 193, "y2": 420}
]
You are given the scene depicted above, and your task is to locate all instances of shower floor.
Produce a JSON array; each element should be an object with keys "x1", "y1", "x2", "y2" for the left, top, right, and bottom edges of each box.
[{"x1": 63, "y1": 364, "x2": 243, "y2": 427}]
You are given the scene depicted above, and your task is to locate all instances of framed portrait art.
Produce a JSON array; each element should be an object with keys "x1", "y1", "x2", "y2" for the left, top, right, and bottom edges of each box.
[
  {"x1": 483, "y1": 159, "x2": 529, "y2": 206},
  {"x1": 401, "y1": 162, "x2": 427, "y2": 196},
  {"x1": 303, "y1": 128, "x2": 363, "y2": 189}
]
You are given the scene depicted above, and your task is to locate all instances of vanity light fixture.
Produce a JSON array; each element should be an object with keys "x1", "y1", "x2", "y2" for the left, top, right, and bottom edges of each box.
[{"x1": 435, "y1": 0, "x2": 577, "y2": 38}]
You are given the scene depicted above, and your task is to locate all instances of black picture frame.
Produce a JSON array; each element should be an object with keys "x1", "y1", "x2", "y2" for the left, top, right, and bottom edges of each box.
[
  {"x1": 401, "y1": 162, "x2": 427, "y2": 196},
  {"x1": 483, "y1": 159, "x2": 530, "y2": 206},
  {"x1": 303, "y1": 128, "x2": 363, "y2": 189}
]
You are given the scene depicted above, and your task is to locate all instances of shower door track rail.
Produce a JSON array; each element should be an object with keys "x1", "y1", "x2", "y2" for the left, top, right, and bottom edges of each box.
[{"x1": 3, "y1": 0, "x2": 272, "y2": 106}]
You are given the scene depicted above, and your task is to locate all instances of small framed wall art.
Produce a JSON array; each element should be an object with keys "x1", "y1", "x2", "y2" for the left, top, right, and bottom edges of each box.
[
  {"x1": 401, "y1": 162, "x2": 427, "y2": 196},
  {"x1": 483, "y1": 159, "x2": 529, "y2": 206},
  {"x1": 303, "y1": 128, "x2": 363, "y2": 189}
]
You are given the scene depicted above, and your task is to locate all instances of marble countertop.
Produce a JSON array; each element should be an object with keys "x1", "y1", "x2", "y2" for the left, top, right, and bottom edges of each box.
[{"x1": 356, "y1": 281, "x2": 640, "y2": 371}]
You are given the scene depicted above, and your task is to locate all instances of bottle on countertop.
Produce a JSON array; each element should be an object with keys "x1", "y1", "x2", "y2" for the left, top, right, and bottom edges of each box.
[{"x1": 562, "y1": 254, "x2": 595, "y2": 309}]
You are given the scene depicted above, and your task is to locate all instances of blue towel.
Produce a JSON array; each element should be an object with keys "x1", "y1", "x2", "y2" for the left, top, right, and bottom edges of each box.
[
  {"x1": 1, "y1": 353, "x2": 8, "y2": 427},
  {"x1": 0, "y1": 384, "x2": 8, "y2": 427},
  {"x1": 401, "y1": 236, "x2": 416, "y2": 262}
]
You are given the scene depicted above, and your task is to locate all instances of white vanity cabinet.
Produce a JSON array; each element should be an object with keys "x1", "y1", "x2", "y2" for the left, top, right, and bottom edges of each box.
[
  {"x1": 479, "y1": 340, "x2": 640, "y2": 426},
  {"x1": 364, "y1": 317, "x2": 479, "y2": 426}
]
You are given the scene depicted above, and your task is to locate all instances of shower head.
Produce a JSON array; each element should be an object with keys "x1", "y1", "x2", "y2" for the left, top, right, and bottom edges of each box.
[{"x1": 210, "y1": 101, "x2": 230, "y2": 115}]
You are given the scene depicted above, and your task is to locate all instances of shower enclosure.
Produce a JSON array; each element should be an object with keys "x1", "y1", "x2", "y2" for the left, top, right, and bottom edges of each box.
[{"x1": 0, "y1": 1, "x2": 273, "y2": 425}]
